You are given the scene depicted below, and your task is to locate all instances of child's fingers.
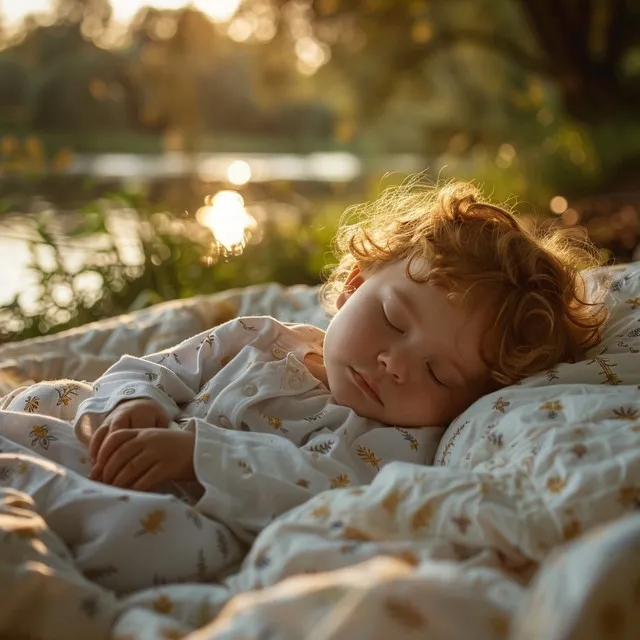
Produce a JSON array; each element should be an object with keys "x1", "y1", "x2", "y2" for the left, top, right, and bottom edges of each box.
[
  {"x1": 89, "y1": 463, "x2": 103, "y2": 482},
  {"x1": 95, "y1": 429, "x2": 139, "y2": 469},
  {"x1": 154, "y1": 411, "x2": 170, "y2": 429},
  {"x1": 91, "y1": 408, "x2": 134, "y2": 459},
  {"x1": 101, "y1": 441, "x2": 143, "y2": 485},
  {"x1": 89, "y1": 424, "x2": 110, "y2": 462},
  {"x1": 130, "y1": 463, "x2": 164, "y2": 492},
  {"x1": 109, "y1": 411, "x2": 134, "y2": 431},
  {"x1": 109, "y1": 453, "x2": 152, "y2": 489}
]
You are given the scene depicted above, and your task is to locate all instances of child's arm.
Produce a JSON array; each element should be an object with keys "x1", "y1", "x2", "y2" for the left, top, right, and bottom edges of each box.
[
  {"x1": 185, "y1": 417, "x2": 441, "y2": 541},
  {"x1": 73, "y1": 317, "x2": 278, "y2": 445}
]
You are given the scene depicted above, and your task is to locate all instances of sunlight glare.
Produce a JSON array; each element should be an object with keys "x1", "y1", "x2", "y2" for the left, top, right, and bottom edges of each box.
[
  {"x1": 226, "y1": 160, "x2": 252, "y2": 185},
  {"x1": 0, "y1": 0, "x2": 49, "y2": 27},
  {"x1": 550, "y1": 196, "x2": 568, "y2": 214},
  {"x1": 0, "y1": 0, "x2": 242, "y2": 29},
  {"x1": 227, "y1": 16, "x2": 253, "y2": 42},
  {"x1": 196, "y1": 191, "x2": 257, "y2": 253},
  {"x1": 295, "y1": 36, "x2": 327, "y2": 70},
  {"x1": 193, "y1": 0, "x2": 241, "y2": 22}
]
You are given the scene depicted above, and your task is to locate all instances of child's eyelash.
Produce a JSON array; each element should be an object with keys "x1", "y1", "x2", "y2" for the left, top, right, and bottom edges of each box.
[
  {"x1": 427, "y1": 363, "x2": 445, "y2": 386},
  {"x1": 382, "y1": 308, "x2": 402, "y2": 333}
]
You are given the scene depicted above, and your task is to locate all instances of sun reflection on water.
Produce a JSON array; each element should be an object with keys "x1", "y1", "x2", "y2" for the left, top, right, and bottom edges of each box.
[{"x1": 196, "y1": 190, "x2": 257, "y2": 256}]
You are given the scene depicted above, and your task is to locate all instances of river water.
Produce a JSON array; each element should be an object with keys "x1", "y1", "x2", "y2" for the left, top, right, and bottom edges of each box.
[{"x1": 0, "y1": 150, "x2": 423, "y2": 314}]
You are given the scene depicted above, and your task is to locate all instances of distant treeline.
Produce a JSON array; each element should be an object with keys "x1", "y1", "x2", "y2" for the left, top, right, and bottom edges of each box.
[{"x1": 0, "y1": 7, "x2": 336, "y2": 148}]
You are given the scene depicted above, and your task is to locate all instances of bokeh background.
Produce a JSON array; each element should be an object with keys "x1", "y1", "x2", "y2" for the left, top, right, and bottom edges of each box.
[{"x1": 1, "y1": 0, "x2": 639, "y2": 342}]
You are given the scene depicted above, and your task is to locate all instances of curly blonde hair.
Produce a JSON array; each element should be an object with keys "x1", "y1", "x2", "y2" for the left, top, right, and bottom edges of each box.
[{"x1": 322, "y1": 180, "x2": 608, "y2": 386}]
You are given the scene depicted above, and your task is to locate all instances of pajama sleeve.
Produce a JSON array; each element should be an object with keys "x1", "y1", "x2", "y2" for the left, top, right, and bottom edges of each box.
[
  {"x1": 73, "y1": 317, "x2": 278, "y2": 443},
  {"x1": 188, "y1": 415, "x2": 442, "y2": 540}
]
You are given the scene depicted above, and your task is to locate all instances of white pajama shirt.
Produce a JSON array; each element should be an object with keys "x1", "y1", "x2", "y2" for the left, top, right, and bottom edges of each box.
[{"x1": 75, "y1": 316, "x2": 441, "y2": 537}]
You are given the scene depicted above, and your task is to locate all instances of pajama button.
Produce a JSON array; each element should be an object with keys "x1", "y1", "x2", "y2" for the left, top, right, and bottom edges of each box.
[
  {"x1": 218, "y1": 415, "x2": 232, "y2": 428},
  {"x1": 271, "y1": 346, "x2": 286, "y2": 359},
  {"x1": 243, "y1": 384, "x2": 258, "y2": 396}
]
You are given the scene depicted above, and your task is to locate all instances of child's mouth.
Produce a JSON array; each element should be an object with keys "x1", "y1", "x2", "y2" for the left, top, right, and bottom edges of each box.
[{"x1": 350, "y1": 367, "x2": 383, "y2": 405}]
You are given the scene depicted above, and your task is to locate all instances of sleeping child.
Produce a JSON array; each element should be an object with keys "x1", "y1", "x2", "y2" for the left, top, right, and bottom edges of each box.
[{"x1": 0, "y1": 180, "x2": 607, "y2": 592}]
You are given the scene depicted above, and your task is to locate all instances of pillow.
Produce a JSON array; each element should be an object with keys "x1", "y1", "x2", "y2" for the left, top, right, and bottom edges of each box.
[{"x1": 435, "y1": 261, "x2": 640, "y2": 469}]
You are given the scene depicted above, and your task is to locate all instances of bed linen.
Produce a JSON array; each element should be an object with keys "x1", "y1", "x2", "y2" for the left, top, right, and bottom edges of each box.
[{"x1": 1, "y1": 265, "x2": 639, "y2": 639}]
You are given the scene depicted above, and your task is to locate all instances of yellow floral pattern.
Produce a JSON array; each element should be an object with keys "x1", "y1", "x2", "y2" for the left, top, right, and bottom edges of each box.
[
  {"x1": 330, "y1": 474, "x2": 351, "y2": 489},
  {"x1": 436, "y1": 421, "x2": 469, "y2": 466},
  {"x1": 135, "y1": 509, "x2": 167, "y2": 537},
  {"x1": 570, "y1": 443, "x2": 588, "y2": 458},
  {"x1": 55, "y1": 383, "x2": 79, "y2": 407},
  {"x1": 267, "y1": 416, "x2": 289, "y2": 433},
  {"x1": 612, "y1": 407, "x2": 638, "y2": 421},
  {"x1": 153, "y1": 594, "x2": 174, "y2": 614},
  {"x1": 411, "y1": 502, "x2": 434, "y2": 531},
  {"x1": 540, "y1": 400, "x2": 563, "y2": 418},
  {"x1": 587, "y1": 356, "x2": 622, "y2": 385},
  {"x1": 382, "y1": 487, "x2": 410, "y2": 516},
  {"x1": 23, "y1": 396, "x2": 40, "y2": 413},
  {"x1": 356, "y1": 446, "x2": 383, "y2": 469},
  {"x1": 309, "y1": 440, "x2": 333, "y2": 454},
  {"x1": 492, "y1": 397, "x2": 510, "y2": 413},
  {"x1": 238, "y1": 319, "x2": 258, "y2": 331},
  {"x1": 29, "y1": 424, "x2": 58, "y2": 450},
  {"x1": 546, "y1": 476, "x2": 567, "y2": 494},
  {"x1": 310, "y1": 503, "x2": 331, "y2": 519},
  {"x1": 451, "y1": 514, "x2": 471, "y2": 534},
  {"x1": 395, "y1": 428, "x2": 420, "y2": 450}
]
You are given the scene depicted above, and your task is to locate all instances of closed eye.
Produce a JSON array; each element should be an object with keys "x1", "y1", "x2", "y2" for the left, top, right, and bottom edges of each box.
[
  {"x1": 382, "y1": 307, "x2": 403, "y2": 333},
  {"x1": 427, "y1": 362, "x2": 446, "y2": 387}
]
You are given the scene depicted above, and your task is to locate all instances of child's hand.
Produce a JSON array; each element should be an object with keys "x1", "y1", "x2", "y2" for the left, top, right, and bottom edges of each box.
[
  {"x1": 89, "y1": 428, "x2": 196, "y2": 491},
  {"x1": 90, "y1": 398, "x2": 169, "y2": 463}
]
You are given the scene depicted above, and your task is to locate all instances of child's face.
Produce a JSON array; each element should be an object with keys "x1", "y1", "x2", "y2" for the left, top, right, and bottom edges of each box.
[{"x1": 322, "y1": 259, "x2": 493, "y2": 426}]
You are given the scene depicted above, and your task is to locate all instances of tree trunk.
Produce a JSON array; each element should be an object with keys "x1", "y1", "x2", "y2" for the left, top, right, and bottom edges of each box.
[{"x1": 516, "y1": 0, "x2": 640, "y2": 123}]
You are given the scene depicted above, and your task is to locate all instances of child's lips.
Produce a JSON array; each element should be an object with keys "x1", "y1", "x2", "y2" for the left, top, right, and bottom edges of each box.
[{"x1": 350, "y1": 367, "x2": 383, "y2": 405}]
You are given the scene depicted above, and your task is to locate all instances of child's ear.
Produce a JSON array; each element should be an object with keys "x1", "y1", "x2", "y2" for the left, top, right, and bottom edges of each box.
[{"x1": 336, "y1": 266, "x2": 365, "y2": 310}]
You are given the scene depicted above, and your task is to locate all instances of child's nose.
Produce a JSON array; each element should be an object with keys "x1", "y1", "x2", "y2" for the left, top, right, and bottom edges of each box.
[{"x1": 377, "y1": 350, "x2": 407, "y2": 383}]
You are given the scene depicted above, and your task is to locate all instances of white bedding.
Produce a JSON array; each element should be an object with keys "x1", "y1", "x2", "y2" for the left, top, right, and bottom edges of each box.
[{"x1": 1, "y1": 267, "x2": 640, "y2": 639}]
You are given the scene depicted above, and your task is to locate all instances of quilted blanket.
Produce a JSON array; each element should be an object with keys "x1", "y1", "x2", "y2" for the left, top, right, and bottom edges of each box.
[{"x1": 1, "y1": 268, "x2": 640, "y2": 640}]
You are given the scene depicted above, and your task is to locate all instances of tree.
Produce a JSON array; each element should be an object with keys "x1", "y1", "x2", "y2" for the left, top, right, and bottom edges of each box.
[
  {"x1": 266, "y1": 0, "x2": 639, "y2": 125},
  {"x1": 518, "y1": 1, "x2": 640, "y2": 124},
  {"x1": 251, "y1": 0, "x2": 640, "y2": 198}
]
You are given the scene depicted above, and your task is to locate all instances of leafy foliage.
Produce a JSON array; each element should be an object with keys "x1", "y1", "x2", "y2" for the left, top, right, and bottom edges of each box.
[{"x1": 0, "y1": 185, "x2": 339, "y2": 343}]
